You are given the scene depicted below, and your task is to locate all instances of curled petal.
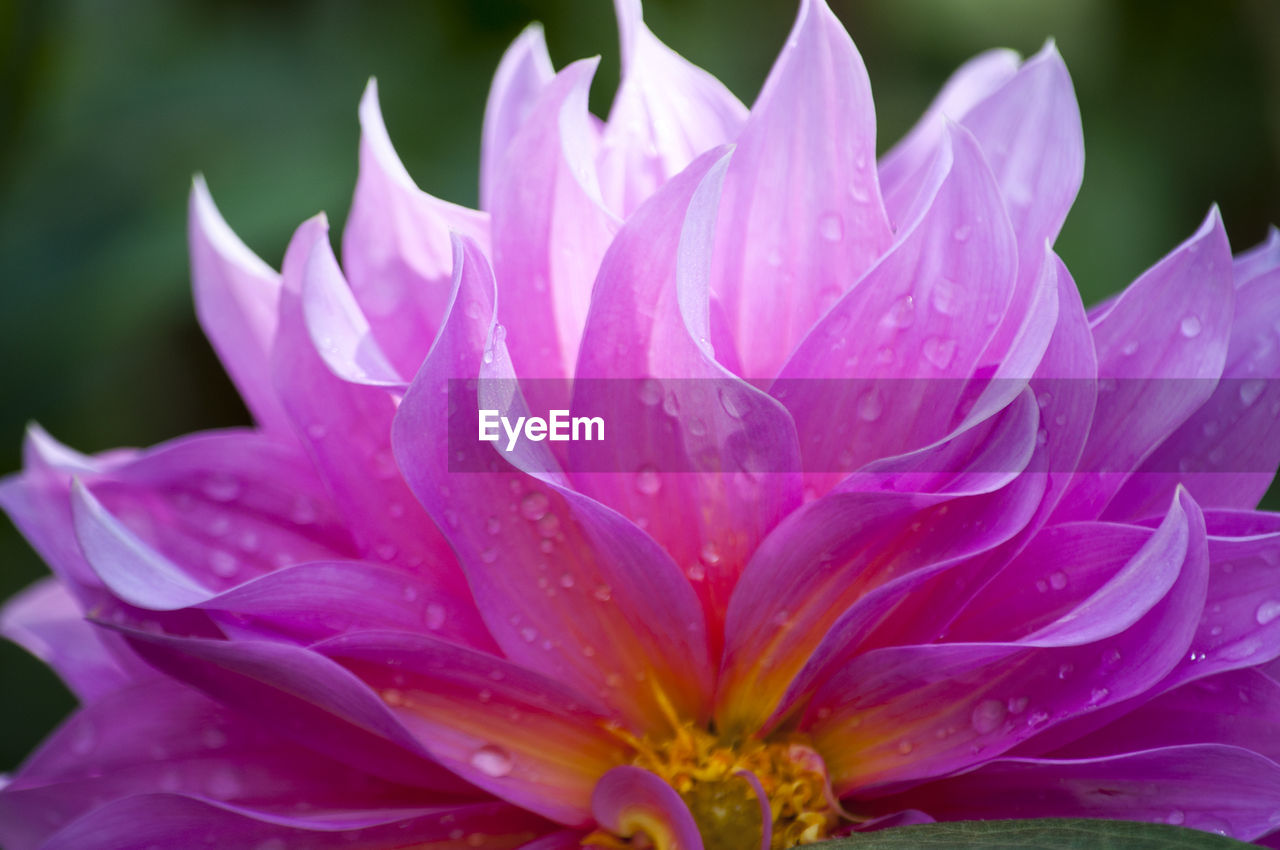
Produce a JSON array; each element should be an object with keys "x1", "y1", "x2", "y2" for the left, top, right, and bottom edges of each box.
[{"x1": 591, "y1": 766, "x2": 705, "y2": 850}]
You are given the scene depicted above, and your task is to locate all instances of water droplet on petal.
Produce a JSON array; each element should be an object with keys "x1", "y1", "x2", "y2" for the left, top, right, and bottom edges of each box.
[
  {"x1": 1180, "y1": 315, "x2": 1202, "y2": 338},
  {"x1": 209, "y1": 550, "x2": 238, "y2": 578},
  {"x1": 519, "y1": 492, "x2": 549, "y2": 521},
  {"x1": 635, "y1": 465, "x2": 661, "y2": 496},
  {"x1": 425, "y1": 603, "x2": 446, "y2": 630},
  {"x1": 470, "y1": 745, "x2": 513, "y2": 778},
  {"x1": 930, "y1": 280, "x2": 957, "y2": 316},
  {"x1": 1121, "y1": 340, "x2": 1139, "y2": 356},
  {"x1": 1007, "y1": 696, "x2": 1029, "y2": 715},
  {"x1": 1167, "y1": 810, "x2": 1185, "y2": 826},
  {"x1": 1240, "y1": 378, "x2": 1266, "y2": 407},
  {"x1": 593, "y1": 585, "x2": 613, "y2": 602},
  {"x1": 819, "y1": 212, "x2": 844, "y2": 242},
  {"x1": 897, "y1": 740, "x2": 914, "y2": 755},
  {"x1": 923, "y1": 336, "x2": 957, "y2": 370},
  {"x1": 1256, "y1": 600, "x2": 1280, "y2": 625},
  {"x1": 1048, "y1": 570, "x2": 1068, "y2": 591},
  {"x1": 1089, "y1": 686, "x2": 1110, "y2": 705},
  {"x1": 882, "y1": 295, "x2": 916, "y2": 330},
  {"x1": 638, "y1": 379, "x2": 662, "y2": 406},
  {"x1": 857, "y1": 388, "x2": 884, "y2": 422},
  {"x1": 1057, "y1": 663, "x2": 1074, "y2": 680},
  {"x1": 970, "y1": 699, "x2": 1006, "y2": 734},
  {"x1": 519, "y1": 626, "x2": 538, "y2": 643},
  {"x1": 480, "y1": 547, "x2": 498, "y2": 564},
  {"x1": 202, "y1": 474, "x2": 241, "y2": 502},
  {"x1": 952, "y1": 224, "x2": 971, "y2": 242}
]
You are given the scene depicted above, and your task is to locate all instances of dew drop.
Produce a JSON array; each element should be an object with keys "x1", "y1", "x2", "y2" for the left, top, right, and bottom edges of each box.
[
  {"x1": 970, "y1": 699, "x2": 1007, "y2": 734},
  {"x1": 700, "y1": 541, "x2": 722, "y2": 566},
  {"x1": 519, "y1": 626, "x2": 538, "y2": 643},
  {"x1": 1007, "y1": 696, "x2": 1029, "y2": 715},
  {"x1": 425, "y1": 603, "x2": 446, "y2": 631},
  {"x1": 1048, "y1": 570, "x2": 1068, "y2": 591},
  {"x1": 923, "y1": 337, "x2": 958, "y2": 370},
  {"x1": 952, "y1": 224, "x2": 972, "y2": 242},
  {"x1": 519, "y1": 492, "x2": 549, "y2": 521},
  {"x1": 1057, "y1": 663, "x2": 1074, "y2": 680},
  {"x1": 537, "y1": 513, "x2": 560, "y2": 538},
  {"x1": 306, "y1": 423, "x2": 328, "y2": 440},
  {"x1": 470, "y1": 745, "x2": 513, "y2": 778},
  {"x1": 1180, "y1": 315, "x2": 1202, "y2": 338},
  {"x1": 558, "y1": 573, "x2": 575, "y2": 589},
  {"x1": 857, "y1": 388, "x2": 884, "y2": 422},
  {"x1": 638, "y1": 379, "x2": 663, "y2": 406},
  {"x1": 593, "y1": 584, "x2": 613, "y2": 602},
  {"x1": 209, "y1": 550, "x2": 238, "y2": 578},
  {"x1": 1255, "y1": 600, "x2": 1280, "y2": 626},
  {"x1": 718, "y1": 387, "x2": 746, "y2": 419},
  {"x1": 687, "y1": 563, "x2": 706, "y2": 581},
  {"x1": 897, "y1": 740, "x2": 914, "y2": 755},
  {"x1": 635, "y1": 465, "x2": 662, "y2": 496},
  {"x1": 1121, "y1": 340, "x2": 1139, "y2": 356},
  {"x1": 819, "y1": 212, "x2": 845, "y2": 242},
  {"x1": 202, "y1": 474, "x2": 241, "y2": 503},
  {"x1": 1166, "y1": 810, "x2": 1185, "y2": 826},
  {"x1": 1089, "y1": 686, "x2": 1110, "y2": 705},
  {"x1": 1240, "y1": 378, "x2": 1266, "y2": 408},
  {"x1": 486, "y1": 516, "x2": 501, "y2": 535},
  {"x1": 480, "y1": 547, "x2": 498, "y2": 564},
  {"x1": 930, "y1": 279, "x2": 957, "y2": 316},
  {"x1": 882, "y1": 295, "x2": 916, "y2": 330}
]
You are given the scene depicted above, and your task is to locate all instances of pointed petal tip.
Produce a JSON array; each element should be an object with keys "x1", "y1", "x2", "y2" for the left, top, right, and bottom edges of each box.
[{"x1": 188, "y1": 174, "x2": 277, "y2": 279}]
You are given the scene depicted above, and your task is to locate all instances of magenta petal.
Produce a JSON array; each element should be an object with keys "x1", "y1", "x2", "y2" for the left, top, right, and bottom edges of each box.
[
  {"x1": 188, "y1": 177, "x2": 292, "y2": 438},
  {"x1": 597, "y1": 0, "x2": 746, "y2": 215},
  {"x1": 1107, "y1": 267, "x2": 1280, "y2": 519},
  {"x1": 344, "y1": 80, "x2": 490, "y2": 379},
  {"x1": 489, "y1": 59, "x2": 618, "y2": 380},
  {"x1": 16, "y1": 795, "x2": 548, "y2": 850},
  {"x1": 712, "y1": 0, "x2": 893, "y2": 379},
  {"x1": 274, "y1": 216, "x2": 466, "y2": 583},
  {"x1": 1234, "y1": 225, "x2": 1280, "y2": 288},
  {"x1": 875, "y1": 745, "x2": 1280, "y2": 842},
  {"x1": 573, "y1": 146, "x2": 801, "y2": 635},
  {"x1": 1058, "y1": 208, "x2": 1235, "y2": 520},
  {"x1": 392, "y1": 235, "x2": 713, "y2": 732},
  {"x1": 592, "y1": 766, "x2": 705, "y2": 850},
  {"x1": 320, "y1": 630, "x2": 630, "y2": 827},
  {"x1": 0, "y1": 578, "x2": 150, "y2": 700},
  {"x1": 806, "y1": 489, "x2": 1208, "y2": 792},
  {"x1": 774, "y1": 123, "x2": 1017, "y2": 488},
  {"x1": 481, "y1": 24, "x2": 555, "y2": 211},
  {"x1": 879, "y1": 48, "x2": 1021, "y2": 225}
]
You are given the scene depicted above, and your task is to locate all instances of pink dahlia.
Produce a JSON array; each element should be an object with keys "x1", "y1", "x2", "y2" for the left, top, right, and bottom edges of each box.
[{"x1": 3, "y1": 1, "x2": 1280, "y2": 848}]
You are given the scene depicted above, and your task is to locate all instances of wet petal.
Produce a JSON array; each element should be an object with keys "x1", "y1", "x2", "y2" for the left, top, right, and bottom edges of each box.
[
  {"x1": 592, "y1": 766, "x2": 705, "y2": 850},
  {"x1": 188, "y1": 177, "x2": 292, "y2": 437},
  {"x1": 322, "y1": 630, "x2": 630, "y2": 827},
  {"x1": 393, "y1": 235, "x2": 713, "y2": 732},
  {"x1": 344, "y1": 80, "x2": 490, "y2": 378},
  {"x1": 597, "y1": 0, "x2": 747, "y2": 215},
  {"x1": 712, "y1": 0, "x2": 893, "y2": 379}
]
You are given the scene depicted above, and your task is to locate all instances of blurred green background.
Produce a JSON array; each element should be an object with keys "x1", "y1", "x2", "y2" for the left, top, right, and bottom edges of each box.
[{"x1": 1, "y1": 0, "x2": 1277, "y2": 769}]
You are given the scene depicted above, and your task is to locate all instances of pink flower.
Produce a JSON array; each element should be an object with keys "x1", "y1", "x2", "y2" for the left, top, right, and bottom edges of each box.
[{"x1": 4, "y1": 1, "x2": 1280, "y2": 848}]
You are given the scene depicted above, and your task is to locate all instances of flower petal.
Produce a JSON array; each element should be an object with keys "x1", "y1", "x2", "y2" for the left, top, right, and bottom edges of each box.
[
  {"x1": 344, "y1": 80, "x2": 490, "y2": 378},
  {"x1": 712, "y1": 0, "x2": 893, "y2": 379},
  {"x1": 596, "y1": 0, "x2": 746, "y2": 216},
  {"x1": 591, "y1": 766, "x2": 705, "y2": 850},
  {"x1": 392, "y1": 234, "x2": 713, "y2": 732},
  {"x1": 188, "y1": 177, "x2": 292, "y2": 437},
  {"x1": 773, "y1": 122, "x2": 1017, "y2": 492},
  {"x1": 1057, "y1": 207, "x2": 1235, "y2": 520},
  {"x1": 1234, "y1": 225, "x2": 1280, "y2": 288},
  {"x1": 321, "y1": 630, "x2": 630, "y2": 827},
  {"x1": 1106, "y1": 268, "x2": 1280, "y2": 519},
  {"x1": 481, "y1": 24, "x2": 555, "y2": 211},
  {"x1": 0, "y1": 577, "x2": 150, "y2": 700},
  {"x1": 274, "y1": 216, "x2": 466, "y2": 584},
  {"x1": 871, "y1": 745, "x2": 1280, "y2": 842},
  {"x1": 806, "y1": 489, "x2": 1208, "y2": 793},
  {"x1": 879, "y1": 48, "x2": 1021, "y2": 225},
  {"x1": 573, "y1": 146, "x2": 801, "y2": 637},
  {"x1": 489, "y1": 59, "x2": 619, "y2": 380}
]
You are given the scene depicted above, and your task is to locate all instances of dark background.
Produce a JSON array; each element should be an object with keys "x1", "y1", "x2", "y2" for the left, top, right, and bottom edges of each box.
[{"x1": 1, "y1": 0, "x2": 1277, "y2": 770}]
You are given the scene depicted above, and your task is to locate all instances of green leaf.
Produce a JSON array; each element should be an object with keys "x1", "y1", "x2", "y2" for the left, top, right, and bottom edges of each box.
[{"x1": 813, "y1": 819, "x2": 1254, "y2": 849}]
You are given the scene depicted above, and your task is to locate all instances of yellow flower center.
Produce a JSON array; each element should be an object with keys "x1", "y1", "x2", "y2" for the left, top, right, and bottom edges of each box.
[{"x1": 599, "y1": 717, "x2": 840, "y2": 850}]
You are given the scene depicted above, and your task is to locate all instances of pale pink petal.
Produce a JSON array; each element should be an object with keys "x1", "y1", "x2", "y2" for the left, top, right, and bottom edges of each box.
[
  {"x1": 343, "y1": 80, "x2": 490, "y2": 378},
  {"x1": 712, "y1": 0, "x2": 893, "y2": 379},
  {"x1": 481, "y1": 24, "x2": 555, "y2": 211}
]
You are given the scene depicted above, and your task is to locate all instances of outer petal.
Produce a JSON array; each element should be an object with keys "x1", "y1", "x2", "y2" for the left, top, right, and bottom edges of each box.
[
  {"x1": 392, "y1": 235, "x2": 713, "y2": 732},
  {"x1": 1057, "y1": 208, "x2": 1234, "y2": 520},
  {"x1": 343, "y1": 80, "x2": 490, "y2": 378},
  {"x1": 1234, "y1": 225, "x2": 1280, "y2": 287},
  {"x1": 878, "y1": 48, "x2": 1021, "y2": 224},
  {"x1": 807, "y1": 490, "x2": 1209, "y2": 794},
  {"x1": 712, "y1": 0, "x2": 893, "y2": 379},
  {"x1": 773, "y1": 123, "x2": 1017, "y2": 490},
  {"x1": 481, "y1": 24, "x2": 555, "y2": 211},
  {"x1": 188, "y1": 177, "x2": 292, "y2": 437},
  {"x1": 274, "y1": 216, "x2": 466, "y2": 586},
  {"x1": 1106, "y1": 268, "x2": 1280, "y2": 519},
  {"x1": 322, "y1": 630, "x2": 631, "y2": 827},
  {"x1": 0, "y1": 578, "x2": 150, "y2": 700},
  {"x1": 596, "y1": 0, "x2": 747, "y2": 216},
  {"x1": 0, "y1": 679, "x2": 480, "y2": 850},
  {"x1": 872, "y1": 745, "x2": 1280, "y2": 842},
  {"x1": 41, "y1": 797, "x2": 547, "y2": 850},
  {"x1": 591, "y1": 766, "x2": 705, "y2": 850},
  {"x1": 490, "y1": 60, "x2": 619, "y2": 381},
  {"x1": 572, "y1": 147, "x2": 801, "y2": 638}
]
